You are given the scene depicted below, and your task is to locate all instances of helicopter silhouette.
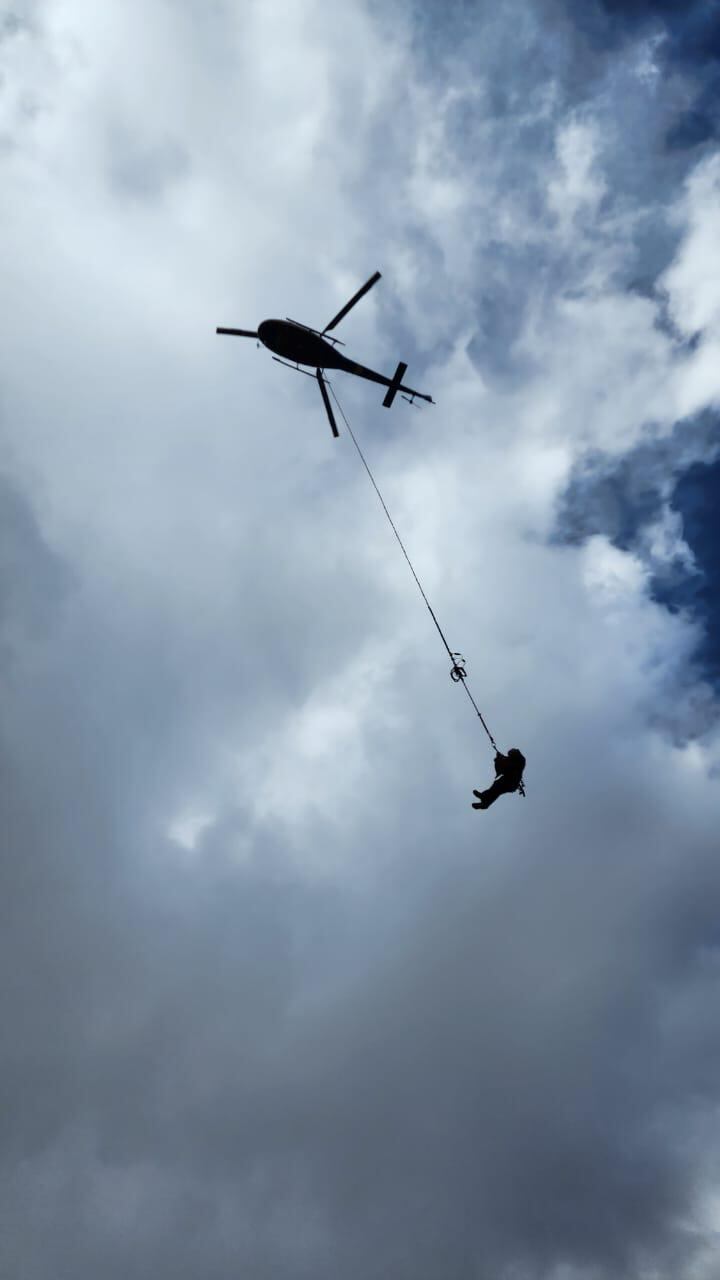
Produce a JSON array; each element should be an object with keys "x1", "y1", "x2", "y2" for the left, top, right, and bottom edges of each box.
[{"x1": 216, "y1": 271, "x2": 434, "y2": 437}]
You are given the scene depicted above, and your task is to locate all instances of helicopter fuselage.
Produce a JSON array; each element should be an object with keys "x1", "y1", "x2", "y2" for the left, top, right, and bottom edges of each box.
[{"x1": 258, "y1": 319, "x2": 390, "y2": 388}]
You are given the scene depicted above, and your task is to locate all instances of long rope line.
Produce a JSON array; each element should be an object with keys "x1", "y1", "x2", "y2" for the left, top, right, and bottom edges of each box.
[{"x1": 327, "y1": 380, "x2": 499, "y2": 754}]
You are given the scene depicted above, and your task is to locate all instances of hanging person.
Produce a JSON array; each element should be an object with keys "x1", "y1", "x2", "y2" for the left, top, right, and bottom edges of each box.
[{"x1": 472, "y1": 748, "x2": 526, "y2": 809}]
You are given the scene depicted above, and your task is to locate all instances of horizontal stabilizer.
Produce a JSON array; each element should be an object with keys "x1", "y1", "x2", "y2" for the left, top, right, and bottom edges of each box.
[{"x1": 382, "y1": 361, "x2": 408, "y2": 408}]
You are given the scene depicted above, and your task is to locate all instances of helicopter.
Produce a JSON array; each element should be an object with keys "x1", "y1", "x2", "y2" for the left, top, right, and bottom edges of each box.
[{"x1": 216, "y1": 271, "x2": 434, "y2": 437}]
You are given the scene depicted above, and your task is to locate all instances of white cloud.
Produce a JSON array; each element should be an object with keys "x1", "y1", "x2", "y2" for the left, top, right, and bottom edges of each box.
[
  {"x1": 664, "y1": 155, "x2": 720, "y2": 340},
  {"x1": 548, "y1": 119, "x2": 608, "y2": 233},
  {"x1": 662, "y1": 154, "x2": 720, "y2": 419}
]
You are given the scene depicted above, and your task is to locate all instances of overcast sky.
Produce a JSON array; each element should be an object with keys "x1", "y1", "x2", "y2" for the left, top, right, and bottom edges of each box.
[{"x1": 2, "y1": 1, "x2": 720, "y2": 1277}]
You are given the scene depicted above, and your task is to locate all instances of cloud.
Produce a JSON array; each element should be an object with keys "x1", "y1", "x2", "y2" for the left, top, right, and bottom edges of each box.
[
  {"x1": 588, "y1": 0, "x2": 720, "y2": 150},
  {"x1": 1, "y1": 2, "x2": 720, "y2": 1279}
]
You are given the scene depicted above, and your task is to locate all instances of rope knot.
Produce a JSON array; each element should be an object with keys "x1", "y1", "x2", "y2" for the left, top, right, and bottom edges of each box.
[{"x1": 450, "y1": 653, "x2": 467, "y2": 683}]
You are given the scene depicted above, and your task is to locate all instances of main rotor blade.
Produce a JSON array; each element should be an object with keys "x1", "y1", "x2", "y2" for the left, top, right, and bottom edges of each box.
[
  {"x1": 322, "y1": 270, "x2": 381, "y2": 333},
  {"x1": 216, "y1": 327, "x2": 258, "y2": 337},
  {"x1": 316, "y1": 370, "x2": 339, "y2": 438}
]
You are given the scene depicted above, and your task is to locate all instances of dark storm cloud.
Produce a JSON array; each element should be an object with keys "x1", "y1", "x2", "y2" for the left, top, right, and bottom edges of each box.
[
  {"x1": 554, "y1": 410, "x2": 719, "y2": 551},
  {"x1": 1, "y1": 472, "x2": 718, "y2": 1279},
  {"x1": 399, "y1": 0, "x2": 715, "y2": 392},
  {"x1": 293, "y1": 841, "x2": 715, "y2": 1277},
  {"x1": 0, "y1": 474, "x2": 354, "y2": 1274},
  {"x1": 661, "y1": 455, "x2": 720, "y2": 681},
  {"x1": 1, "y1": 422, "x2": 714, "y2": 1250},
  {"x1": 0, "y1": 477, "x2": 123, "y2": 1165},
  {"x1": 598, "y1": 0, "x2": 707, "y2": 15},
  {"x1": 412, "y1": 0, "x2": 720, "y2": 107},
  {"x1": 665, "y1": 97, "x2": 719, "y2": 150},
  {"x1": 5, "y1": 710, "x2": 720, "y2": 1280},
  {"x1": 554, "y1": 412, "x2": 720, "y2": 678},
  {"x1": 403, "y1": 0, "x2": 720, "y2": 683},
  {"x1": 571, "y1": 0, "x2": 720, "y2": 74},
  {"x1": 591, "y1": 0, "x2": 720, "y2": 149}
]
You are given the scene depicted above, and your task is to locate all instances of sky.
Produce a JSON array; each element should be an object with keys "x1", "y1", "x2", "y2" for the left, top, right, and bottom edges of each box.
[{"x1": 1, "y1": 1, "x2": 720, "y2": 1278}]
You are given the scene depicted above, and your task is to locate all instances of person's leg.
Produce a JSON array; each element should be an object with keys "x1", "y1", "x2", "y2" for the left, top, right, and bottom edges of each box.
[
  {"x1": 477, "y1": 779, "x2": 514, "y2": 808},
  {"x1": 472, "y1": 786, "x2": 490, "y2": 808}
]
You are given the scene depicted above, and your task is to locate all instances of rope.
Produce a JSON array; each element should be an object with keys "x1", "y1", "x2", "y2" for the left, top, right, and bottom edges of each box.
[{"x1": 327, "y1": 380, "x2": 500, "y2": 755}]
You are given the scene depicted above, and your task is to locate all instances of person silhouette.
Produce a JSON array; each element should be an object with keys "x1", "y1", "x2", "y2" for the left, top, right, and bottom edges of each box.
[{"x1": 473, "y1": 748, "x2": 526, "y2": 809}]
